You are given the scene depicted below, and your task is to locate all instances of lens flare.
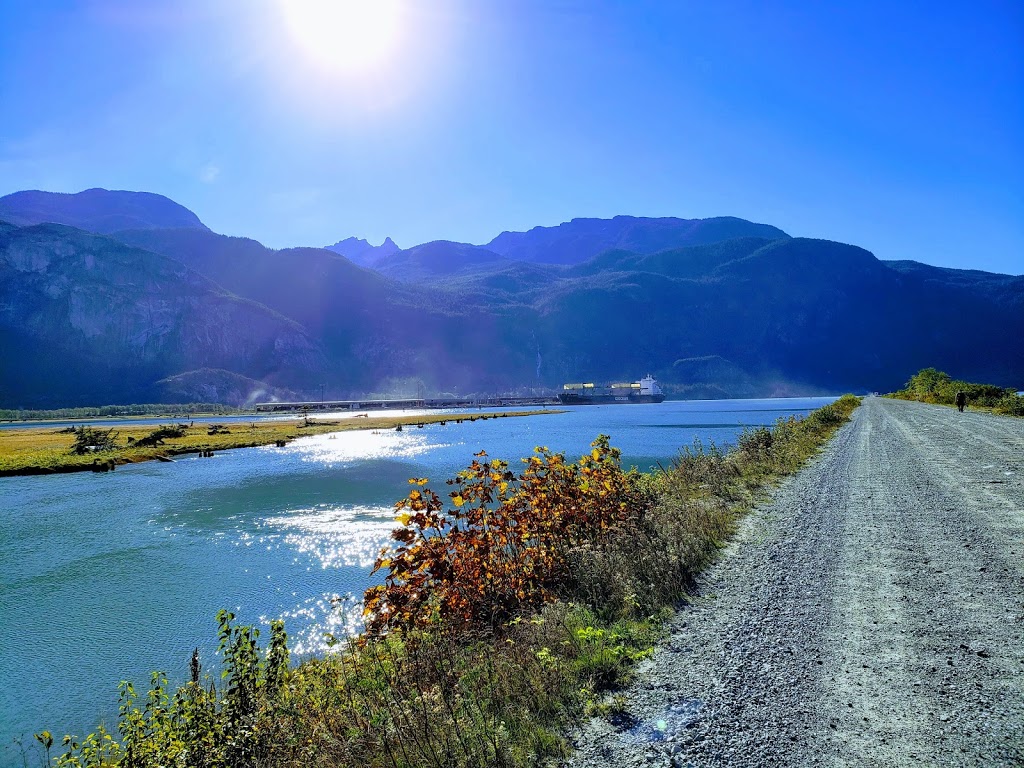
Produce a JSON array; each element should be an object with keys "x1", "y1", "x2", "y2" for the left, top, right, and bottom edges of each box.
[{"x1": 281, "y1": 0, "x2": 403, "y2": 74}]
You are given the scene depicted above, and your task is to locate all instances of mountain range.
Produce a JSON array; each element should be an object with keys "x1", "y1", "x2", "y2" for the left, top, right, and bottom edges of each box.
[
  {"x1": 1, "y1": 188, "x2": 1021, "y2": 407},
  {"x1": 325, "y1": 236, "x2": 400, "y2": 267}
]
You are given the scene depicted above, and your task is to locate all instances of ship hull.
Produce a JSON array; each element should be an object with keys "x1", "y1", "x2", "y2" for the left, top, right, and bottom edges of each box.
[{"x1": 557, "y1": 393, "x2": 666, "y2": 405}]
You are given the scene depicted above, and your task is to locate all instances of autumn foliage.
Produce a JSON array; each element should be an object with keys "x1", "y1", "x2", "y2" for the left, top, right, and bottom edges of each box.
[{"x1": 363, "y1": 435, "x2": 642, "y2": 636}]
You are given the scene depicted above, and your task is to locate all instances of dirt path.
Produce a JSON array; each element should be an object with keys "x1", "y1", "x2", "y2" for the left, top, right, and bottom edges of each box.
[{"x1": 567, "y1": 397, "x2": 1024, "y2": 767}]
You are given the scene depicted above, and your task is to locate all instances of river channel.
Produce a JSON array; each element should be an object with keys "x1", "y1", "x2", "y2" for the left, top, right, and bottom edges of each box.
[{"x1": 1, "y1": 397, "x2": 834, "y2": 758}]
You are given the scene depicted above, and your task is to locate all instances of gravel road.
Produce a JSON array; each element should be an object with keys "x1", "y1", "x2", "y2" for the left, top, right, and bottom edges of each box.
[{"x1": 567, "y1": 397, "x2": 1024, "y2": 767}]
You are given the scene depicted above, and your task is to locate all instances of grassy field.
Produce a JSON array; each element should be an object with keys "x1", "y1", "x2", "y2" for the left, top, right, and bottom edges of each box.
[{"x1": 0, "y1": 410, "x2": 560, "y2": 476}]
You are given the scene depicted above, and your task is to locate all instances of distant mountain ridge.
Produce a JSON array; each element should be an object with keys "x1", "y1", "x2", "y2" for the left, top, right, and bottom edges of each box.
[
  {"x1": 0, "y1": 188, "x2": 209, "y2": 234},
  {"x1": 372, "y1": 241, "x2": 511, "y2": 282},
  {"x1": 324, "y1": 215, "x2": 790, "y2": 273},
  {"x1": 884, "y1": 260, "x2": 1024, "y2": 307},
  {"x1": 484, "y1": 215, "x2": 790, "y2": 265},
  {"x1": 1, "y1": 187, "x2": 1021, "y2": 407},
  {"x1": 325, "y1": 235, "x2": 400, "y2": 267}
]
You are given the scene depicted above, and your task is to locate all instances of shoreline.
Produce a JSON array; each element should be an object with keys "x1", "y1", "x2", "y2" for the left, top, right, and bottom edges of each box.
[
  {"x1": 0, "y1": 411, "x2": 246, "y2": 426},
  {"x1": 0, "y1": 409, "x2": 563, "y2": 477}
]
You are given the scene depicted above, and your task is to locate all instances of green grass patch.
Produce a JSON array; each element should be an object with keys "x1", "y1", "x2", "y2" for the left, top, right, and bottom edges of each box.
[{"x1": 0, "y1": 411, "x2": 560, "y2": 476}]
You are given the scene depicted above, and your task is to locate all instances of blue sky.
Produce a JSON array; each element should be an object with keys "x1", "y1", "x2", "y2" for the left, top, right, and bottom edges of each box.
[{"x1": 1, "y1": 0, "x2": 1022, "y2": 273}]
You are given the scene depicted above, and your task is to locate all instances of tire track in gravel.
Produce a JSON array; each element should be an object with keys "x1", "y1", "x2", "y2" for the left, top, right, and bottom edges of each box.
[{"x1": 566, "y1": 398, "x2": 1024, "y2": 767}]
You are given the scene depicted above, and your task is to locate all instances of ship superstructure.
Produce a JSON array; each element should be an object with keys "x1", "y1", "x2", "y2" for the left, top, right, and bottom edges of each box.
[{"x1": 558, "y1": 375, "x2": 665, "y2": 405}]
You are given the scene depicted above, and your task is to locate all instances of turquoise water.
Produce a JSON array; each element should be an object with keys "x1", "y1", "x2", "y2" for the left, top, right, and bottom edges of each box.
[{"x1": 0, "y1": 397, "x2": 833, "y2": 758}]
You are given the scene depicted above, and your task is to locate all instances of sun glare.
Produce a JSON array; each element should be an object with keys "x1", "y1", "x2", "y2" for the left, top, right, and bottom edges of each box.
[{"x1": 281, "y1": 0, "x2": 403, "y2": 75}]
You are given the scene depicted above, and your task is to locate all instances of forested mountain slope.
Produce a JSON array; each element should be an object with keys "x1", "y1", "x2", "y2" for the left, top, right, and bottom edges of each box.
[{"x1": 1, "y1": 189, "x2": 1020, "y2": 406}]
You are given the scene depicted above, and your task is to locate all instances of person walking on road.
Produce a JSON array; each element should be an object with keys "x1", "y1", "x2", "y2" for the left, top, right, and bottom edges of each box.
[{"x1": 955, "y1": 391, "x2": 967, "y2": 412}]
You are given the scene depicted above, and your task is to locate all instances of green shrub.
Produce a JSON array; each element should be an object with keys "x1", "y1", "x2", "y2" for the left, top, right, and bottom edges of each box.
[
  {"x1": 892, "y1": 368, "x2": 1020, "y2": 412},
  {"x1": 996, "y1": 392, "x2": 1024, "y2": 417},
  {"x1": 54, "y1": 612, "x2": 288, "y2": 768}
]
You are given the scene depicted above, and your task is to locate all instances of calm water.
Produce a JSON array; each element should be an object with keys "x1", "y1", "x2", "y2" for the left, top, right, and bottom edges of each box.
[{"x1": 0, "y1": 397, "x2": 833, "y2": 757}]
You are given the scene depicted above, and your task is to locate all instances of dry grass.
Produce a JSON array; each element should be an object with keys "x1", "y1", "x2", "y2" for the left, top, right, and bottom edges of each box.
[{"x1": 0, "y1": 410, "x2": 561, "y2": 476}]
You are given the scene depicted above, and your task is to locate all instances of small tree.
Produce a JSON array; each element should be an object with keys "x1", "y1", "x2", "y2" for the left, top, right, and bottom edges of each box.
[{"x1": 70, "y1": 426, "x2": 118, "y2": 454}]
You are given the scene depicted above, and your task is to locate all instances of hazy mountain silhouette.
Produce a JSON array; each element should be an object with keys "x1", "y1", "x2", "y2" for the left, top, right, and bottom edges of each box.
[
  {"x1": 485, "y1": 215, "x2": 790, "y2": 265},
  {"x1": 1, "y1": 189, "x2": 1021, "y2": 407},
  {"x1": 0, "y1": 223, "x2": 321, "y2": 407},
  {"x1": 0, "y1": 188, "x2": 209, "y2": 234},
  {"x1": 105, "y1": 227, "x2": 538, "y2": 398},
  {"x1": 109, "y1": 227, "x2": 399, "y2": 336},
  {"x1": 325, "y1": 236, "x2": 400, "y2": 267},
  {"x1": 372, "y1": 241, "x2": 513, "y2": 281}
]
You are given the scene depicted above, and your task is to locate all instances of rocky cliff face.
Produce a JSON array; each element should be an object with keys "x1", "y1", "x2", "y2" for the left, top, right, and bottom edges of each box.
[{"x1": 0, "y1": 223, "x2": 323, "y2": 406}]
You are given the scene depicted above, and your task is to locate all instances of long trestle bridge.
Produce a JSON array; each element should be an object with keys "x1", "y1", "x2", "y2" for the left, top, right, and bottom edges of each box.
[{"x1": 254, "y1": 395, "x2": 559, "y2": 413}]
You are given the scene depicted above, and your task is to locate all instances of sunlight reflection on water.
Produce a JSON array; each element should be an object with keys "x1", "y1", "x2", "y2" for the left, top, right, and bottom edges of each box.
[
  {"x1": 256, "y1": 499, "x2": 401, "y2": 653},
  {"x1": 281, "y1": 425, "x2": 455, "y2": 466},
  {"x1": 266, "y1": 594, "x2": 366, "y2": 656},
  {"x1": 262, "y1": 504, "x2": 396, "y2": 569}
]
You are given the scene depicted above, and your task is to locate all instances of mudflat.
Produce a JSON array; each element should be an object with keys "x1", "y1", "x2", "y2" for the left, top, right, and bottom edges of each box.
[{"x1": 568, "y1": 397, "x2": 1024, "y2": 767}]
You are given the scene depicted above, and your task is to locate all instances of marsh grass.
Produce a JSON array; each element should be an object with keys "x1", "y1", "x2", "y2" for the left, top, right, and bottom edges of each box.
[
  {"x1": 0, "y1": 410, "x2": 559, "y2": 476},
  {"x1": 48, "y1": 396, "x2": 859, "y2": 767}
]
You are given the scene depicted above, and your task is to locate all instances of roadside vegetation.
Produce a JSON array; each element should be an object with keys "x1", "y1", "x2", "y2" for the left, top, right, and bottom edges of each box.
[
  {"x1": 888, "y1": 368, "x2": 1024, "y2": 416},
  {"x1": 0, "y1": 411, "x2": 556, "y2": 476},
  {"x1": 40, "y1": 396, "x2": 860, "y2": 768}
]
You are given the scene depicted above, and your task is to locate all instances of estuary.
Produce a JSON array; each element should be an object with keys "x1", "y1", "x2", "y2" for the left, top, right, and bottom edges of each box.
[{"x1": 1, "y1": 397, "x2": 834, "y2": 758}]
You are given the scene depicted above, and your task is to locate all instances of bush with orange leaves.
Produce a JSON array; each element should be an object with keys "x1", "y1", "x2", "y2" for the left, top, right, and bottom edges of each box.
[{"x1": 363, "y1": 435, "x2": 644, "y2": 637}]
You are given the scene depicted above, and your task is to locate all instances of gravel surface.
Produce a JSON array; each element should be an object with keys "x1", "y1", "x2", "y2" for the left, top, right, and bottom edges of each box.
[{"x1": 566, "y1": 397, "x2": 1024, "y2": 767}]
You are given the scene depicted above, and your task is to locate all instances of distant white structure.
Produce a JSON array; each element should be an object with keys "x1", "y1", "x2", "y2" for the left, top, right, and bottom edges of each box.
[{"x1": 639, "y1": 375, "x2": 663, "y2": 397}]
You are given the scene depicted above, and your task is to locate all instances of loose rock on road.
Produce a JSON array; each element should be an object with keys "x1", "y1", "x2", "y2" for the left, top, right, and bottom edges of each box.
[{"x1": 567, "y1": 397, "x2": 1024, "y2": 767}]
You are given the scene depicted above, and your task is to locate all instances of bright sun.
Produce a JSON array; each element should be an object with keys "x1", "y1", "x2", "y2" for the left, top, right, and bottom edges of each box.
[{"x1": 281, "y1": 0, "x2": 403, "y2": 75}]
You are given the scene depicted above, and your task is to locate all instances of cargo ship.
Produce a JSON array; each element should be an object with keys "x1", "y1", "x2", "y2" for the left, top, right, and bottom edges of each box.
[{"x1": 558, "y1": 375, "x2": 665, "y2": 405}]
